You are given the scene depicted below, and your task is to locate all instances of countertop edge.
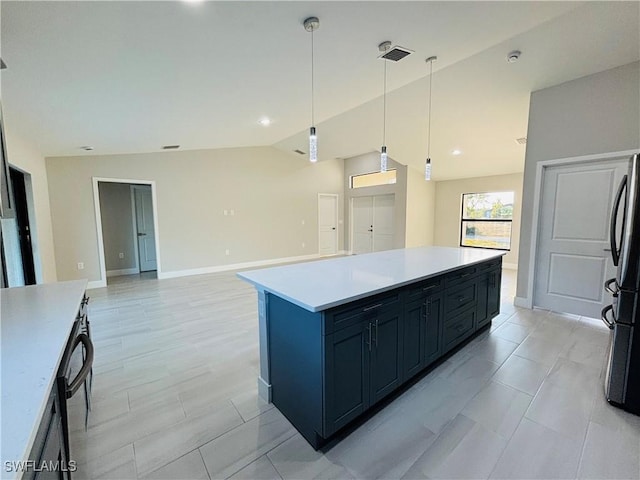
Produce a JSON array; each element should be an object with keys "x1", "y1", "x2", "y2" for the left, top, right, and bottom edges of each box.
[{"x1": 238, "y1": 250, "x2": 504, "y2": 312}]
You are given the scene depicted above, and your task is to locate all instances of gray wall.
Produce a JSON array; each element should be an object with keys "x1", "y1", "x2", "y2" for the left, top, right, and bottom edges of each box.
[
  {"x1": 343, "y1": 152, "x2": 408, "y2": 251},
  {"x1": 98, "y1": 182, "x2": 137, "y2": 273},
  {"x1": 517, "y1": 61, "x2": 640, "y2": 299}
]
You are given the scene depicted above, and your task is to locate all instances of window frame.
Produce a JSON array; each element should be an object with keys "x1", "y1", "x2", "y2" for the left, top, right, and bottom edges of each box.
[{"x1": 459, "y1": 191, "x2": 514, "y2": 251}]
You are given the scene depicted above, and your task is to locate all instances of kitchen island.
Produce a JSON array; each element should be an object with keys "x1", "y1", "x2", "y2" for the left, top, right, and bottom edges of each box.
[{"x1": 238, "y1": 246, "x2": 504, "y2": 448}]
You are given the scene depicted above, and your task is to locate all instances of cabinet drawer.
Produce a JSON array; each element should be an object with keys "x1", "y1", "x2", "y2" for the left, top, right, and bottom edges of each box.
[
  {"x1": 477, "y1": 258, "x2": 502, "y2": 272},
  {"x1": 325, "y1": 292, "x2": 400, "y2": 334},
  {"x1": 444, "y1": 280, "x2": 477, "y2": 315},
  {"x1": 443, "y1": 306, "x2": 476, "y2": 353},
  {"x1": 405, "y1": 277, "x2": 442, "y2": 300},
  {"x1": 444, "y1": 266, "x2": 477, "y2": 288}
]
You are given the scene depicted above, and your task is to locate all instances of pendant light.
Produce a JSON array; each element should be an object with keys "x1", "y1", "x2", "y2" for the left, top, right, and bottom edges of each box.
[
  {"x1": 304, "y1": 17, "x2": 319, "y2": 163},
  {"x1": 379, "y1": 41, "x2": 392, "y2": 173},
  {"x1": 425, "y1": 56, "x2": 437, "y2": 181}
]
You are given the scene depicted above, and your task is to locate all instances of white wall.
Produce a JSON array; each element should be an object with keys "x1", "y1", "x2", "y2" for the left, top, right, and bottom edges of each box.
[
  {"x1": 4, "y1": 128, "x2": 57, "y2": 283},
  {"x1": 434, "y1": 173, "x2": 523, "y2": 267},
  {"x1": 46, "y1": 146, "x2": 344, "y2": 282},
  {"x1": 517, "y1": 61, "x2": 640, "y2": 300},
  {"x1": 98, "y1": 182, "x2": 137, "y2": 273},
  {"x1": 406, "y1": 168, "x2": 436, "y2": 247}
]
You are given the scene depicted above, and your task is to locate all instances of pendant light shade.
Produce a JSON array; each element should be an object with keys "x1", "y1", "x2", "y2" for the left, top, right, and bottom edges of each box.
[
  {"x1": 425, "y1": 56, "x2": 437, "y2": 181},
  {"x1": 379, "y1": 41, "x2": 391, "y2": 173},
  {"x1": 304, "y1": 17, "x2": 319, "y2": 163}
]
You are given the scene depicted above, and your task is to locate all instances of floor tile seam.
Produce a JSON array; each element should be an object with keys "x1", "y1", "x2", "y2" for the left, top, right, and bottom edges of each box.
[
  {"x1": 219, "y1": 431, "x2": 297, "y2": 480},
  {"x1": 137, "y1": 445, "x2": 205, "y2": 480},
  {"x1": 262, "y1": 453, "x2": 284, "y2": 480}
]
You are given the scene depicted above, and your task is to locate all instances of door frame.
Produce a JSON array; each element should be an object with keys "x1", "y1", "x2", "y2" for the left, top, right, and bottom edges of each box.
[
  {"x1": 318, "y1": 193, "x2": 339, "y2": 256},
  {"x1": 92, "y1": 177, "x2": 162, "y2": 288},
  {"x1": 518, "y1": 149, "x2": 637, "y2": 309}
]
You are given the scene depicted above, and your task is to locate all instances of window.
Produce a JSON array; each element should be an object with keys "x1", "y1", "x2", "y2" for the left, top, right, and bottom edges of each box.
[
  {"x1": 350, "y1": 169, "x2": 397, "y2": 189},
  {"x1": 460, "y1": 191, "x2": 514, "y2": 250}
]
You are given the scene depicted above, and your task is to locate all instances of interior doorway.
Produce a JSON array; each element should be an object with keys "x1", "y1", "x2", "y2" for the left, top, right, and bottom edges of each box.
[
  {"x1": 318, "y1": 194, "x2": 338, "y2": 256},
  {"x1": 93, "y1": 177, "x2": 161, "y2": 287},
  {"x1": 351, "y1": 194, "x2": 395, "y2": 254}
]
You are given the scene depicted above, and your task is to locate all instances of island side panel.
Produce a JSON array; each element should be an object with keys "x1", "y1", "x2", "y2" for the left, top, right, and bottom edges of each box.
[
  {"x1": 257, "y1": 289, "x2": 271, "y2": 402},
  {"x1": 268, "y1": 293, "x2": 324, "y2": 447}
]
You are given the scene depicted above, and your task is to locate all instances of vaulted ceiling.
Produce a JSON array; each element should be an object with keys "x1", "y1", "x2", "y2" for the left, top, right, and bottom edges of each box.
[{"x1": 1, "y1": 1, "x2": 638, "y2": 180}]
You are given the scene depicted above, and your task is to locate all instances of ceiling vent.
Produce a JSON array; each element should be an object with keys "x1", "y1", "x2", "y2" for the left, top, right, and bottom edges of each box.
[
  {"x1": 515, "y1": 137, "x2": 527, "y2": 145},
  {"x1": 378, "y1": 44, "x2": 413, "y2": 62},
  {"x1": 294, "y1": 149, "x2": 306, "y2": 155},
  {"x1": 162, "y1": 145, "x2": 180, "y2": 150}
]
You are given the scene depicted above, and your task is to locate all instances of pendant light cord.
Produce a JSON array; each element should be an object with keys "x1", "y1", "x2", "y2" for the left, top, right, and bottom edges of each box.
[
  {"x1": 311, "y1": 28, "x2": 315, "y2": 128},
  {"x1": 383, "y1": 59, "x2": 387, "y2": 146},
  {"x1": 427, "y1": 58, "x2": 433, "y2": 158}
]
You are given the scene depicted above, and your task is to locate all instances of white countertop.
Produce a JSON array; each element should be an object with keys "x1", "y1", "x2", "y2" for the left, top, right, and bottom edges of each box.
[
  {"x1": 238, "y1": 246, "x2": 504, "y2": 312},
  {"x1": 1, "y1": 280, "x2": 87, "y2": 480}
]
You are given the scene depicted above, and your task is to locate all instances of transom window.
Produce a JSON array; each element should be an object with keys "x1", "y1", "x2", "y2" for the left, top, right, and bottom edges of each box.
[
  {"x1": 460, "y1": 191, "x2": 514, "y2": 250},
  {"x1": 350, "y1": 169, "x2": 397, "y2": 189}
]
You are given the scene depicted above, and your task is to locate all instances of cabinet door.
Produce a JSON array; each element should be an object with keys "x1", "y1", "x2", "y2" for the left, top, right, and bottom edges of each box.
[
  {"x1": 476, "y1": 274, "x2": 489, "y2": 329},
  {"x1": 370, "y1": 309, "x2": 403, "y2": 404},
  {"x1": 487, "y1": 268, "x2": 501, "y2": 318},
  {"x1": 402, "y1": 298, "x2": 425, "y2": 381},
  {"x1": 424, "y1": 293, "x2": 443, "y2": 366},
  {"x1": 324, "y1": 322, "x2": 370, "y2": 436}
]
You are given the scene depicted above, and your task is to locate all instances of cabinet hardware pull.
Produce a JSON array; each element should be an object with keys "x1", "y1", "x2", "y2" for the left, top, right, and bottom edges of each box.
[
  {"x1": 374, "y1": 319, "x2": 378, "y2": 346},
  {"x1": 461, "y1": 273, "x2": 471, "y2": 278},
  {"x1": 363, "y1": 303, "x2": 383, "y2": 312},
  {"x1": 458, "y1": 296, "x2": 465, "y2": 302},
  {"x1": 422, "y1": 284, "x2": 437, "y2": 291},
  {"x1": 366, "y1": 323, "x2": 372, "y2": 351},
  {"x1": 455, "y1": 325, "x2": 466, "y2": 332}
]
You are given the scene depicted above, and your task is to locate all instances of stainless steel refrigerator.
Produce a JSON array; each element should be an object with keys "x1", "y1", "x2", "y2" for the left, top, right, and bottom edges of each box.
[{"x1": 603, "y1": 153, "x2": 640, "y2": 413}]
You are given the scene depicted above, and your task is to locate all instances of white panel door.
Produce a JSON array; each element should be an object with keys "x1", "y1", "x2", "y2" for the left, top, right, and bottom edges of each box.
[
  {"x1": 134, "y1": 186, "x2": 157, "y2": 272},
  {"x1": 534, "y1": 159, "x2": 628, "y2": 317},
  {"x1": 318, "y1": 194, "x2": 338, "y2": 256},
  {"x1": 373, "y1": 194, "x2": 395, "y2": 252},
  {"x1": 352, "y1": 196, "x2": 373, "y2": 254}
]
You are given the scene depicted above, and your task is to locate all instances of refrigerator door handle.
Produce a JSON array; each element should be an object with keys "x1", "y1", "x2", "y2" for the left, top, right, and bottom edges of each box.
[
  {"x1": 604, "y1": 278, "x2": 618, "y2": 295},
  {"x1": 601, "y1": 304, "x2": 615, "y2": 330},
  {"x1": 610, "y1": 175, "x2": 627, "y2": 267}
]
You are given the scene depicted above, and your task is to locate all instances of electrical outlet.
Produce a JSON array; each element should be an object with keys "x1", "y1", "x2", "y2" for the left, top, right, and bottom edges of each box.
[
  {"x1": 301, "y1": 220, "x2": 305, "y2": 226},
  {"x1": 302, "y1": 242, "x2": 306, "y2": 248},
  {"x1": 230, "y1": 209, "x2": 235, "y2": 216},
  {"x1": 225, "y1": 249, "x2": 230, "y2": 256},
  {"x1": 77, "y1": 262, "x2": 84, "y2": 270},
  {"x1": 224, "y1": 210, "x2": 228, "y2": 216},
  {"x1": 119, "y1": 253, "x2": 124, "y2": 259}
]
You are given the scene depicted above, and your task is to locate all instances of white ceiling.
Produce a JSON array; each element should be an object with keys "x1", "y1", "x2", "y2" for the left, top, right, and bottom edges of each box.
[{"x1": 1, "y1": 1, "x2": 638, "y2": 180}]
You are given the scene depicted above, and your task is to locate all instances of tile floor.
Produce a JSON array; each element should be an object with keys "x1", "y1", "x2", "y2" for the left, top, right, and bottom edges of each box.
[{"x1": 67, "y1": 268, "x2": 640, "y2": 479}]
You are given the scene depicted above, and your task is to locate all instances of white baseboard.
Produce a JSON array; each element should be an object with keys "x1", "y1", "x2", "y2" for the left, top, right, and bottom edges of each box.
[
  {"x1": 157, "y1": 253, "x2": 325, "y2": 280},
  {"x1": 502, "y1": 263, "x2": 518, "y2": 270},
  {"x1": 514, "y1": 296, "x2": 532, "y2": 309},
  {"x1": 87, "y1": 279, "x2": 107, "y2": 289},
  {"x1": 106, "y1": 267, "x2": 140, "y2": 277}
]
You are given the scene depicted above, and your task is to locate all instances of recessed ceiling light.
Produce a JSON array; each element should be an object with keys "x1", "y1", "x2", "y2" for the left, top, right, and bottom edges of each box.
[
  {"x1": 258, "y1": 118, "x2": 271, "y2": 127},
  {"x1": 80, "y1": 146, "x2": 94, "y2": 151},
  {"x1": 506, "y1": 50, "x2": 521, "y2": 63},
  {"x1": 451, "y1": 149, "x2": 462, "y2": 156}
]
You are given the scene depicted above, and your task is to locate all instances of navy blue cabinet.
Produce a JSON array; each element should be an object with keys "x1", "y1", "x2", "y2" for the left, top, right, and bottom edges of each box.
[
  {"x1": 402, "y1": 290, "x2": 442, "y2": 381},
  {"x1": 324, "y1": 322, "x2": 370, "y2": 436},
  {"x1": 267, "y1": 257, "x2": 502, "y2": 450}
]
